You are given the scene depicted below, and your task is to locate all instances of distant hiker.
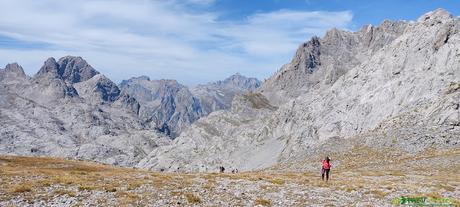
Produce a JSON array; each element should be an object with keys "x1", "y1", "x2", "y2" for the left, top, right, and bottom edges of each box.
[
  {"x1": 321, "y1": 156, "x2": 331, "y2": 182},
  {"x1": 219, "y1": 166, "x2": 225, "y2": 173}
]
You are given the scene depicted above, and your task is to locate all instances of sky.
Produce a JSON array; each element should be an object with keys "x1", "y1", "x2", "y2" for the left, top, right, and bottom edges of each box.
[{"x1": 0, "y1": 0, "x2": 459, "y2": 85}]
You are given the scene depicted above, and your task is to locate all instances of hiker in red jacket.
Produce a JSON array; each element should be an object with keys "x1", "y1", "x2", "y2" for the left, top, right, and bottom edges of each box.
[{"x1": 321, "y1": 157, "x2": 331, "y2": 182}]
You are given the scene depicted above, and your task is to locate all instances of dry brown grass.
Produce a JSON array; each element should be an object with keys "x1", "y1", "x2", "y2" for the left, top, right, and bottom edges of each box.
[
  {"x1": 104, "y1": 186, "x2": 117, "y2": 192},
  {"x1": 185, "y1": 193, "x2": 202, "y2": 204},
  {"x1": 126, "y1": 181, "x2": 143, "y2": 190},
  {"x1": 270, "y1": 178, "x2": 285, "y2": 185},
  {"x1": 116, "y1": 191, "x2": 140, "y2": 204},
  {"x1": 425, "y1": 192, "x2": 443, "y2": 199},
  {"x1": 37, "y1": 179, "x2": 52, "y2": 187},
  {"x1": 254, "y1": 198, "x2": 272, "y2": 206},
  {"x1": 203, "y1": 178, "x2": 216, "y2": 189},
  {"x1": 440, "y1": 184, "x2": 455, "y2": 192},
  {"x1": 53, "y1": 189, "x2": 76, "y2": 197},
  {"x1": 10, "y1": 183, "x2": 32, "y2": 193},
  {"x1": 170, "y1": 191, "x2": 181, "y2": 196},
  {"x1": 369, "y1": 190, "x2": 390, "y2": 199},
  {"x1": 0, "y1": 156, "x2": 143, "y2": 202},
  {"x1": 78, "y1": 185, "x2": 97, "y2": 191},
  {"x1": 0, "y1": 153, "x2": 458, "y2": 206},
  {"x1": 344, "y1": 186, "x2": 356, "y2": 192}
]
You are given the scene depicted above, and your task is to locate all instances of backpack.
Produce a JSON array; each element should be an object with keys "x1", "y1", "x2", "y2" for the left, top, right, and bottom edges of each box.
[{"x1": 322, "y1": 160, "x2": 331, "y2": 169}]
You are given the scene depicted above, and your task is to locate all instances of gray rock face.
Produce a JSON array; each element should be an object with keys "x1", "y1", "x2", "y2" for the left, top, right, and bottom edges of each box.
[
  {"x1": 212, "y1": 73, "x2": 261, "y2": 91},
  {"x1": 0, "y1": 57, "x2": 170, "y2": 166},
  {"x1": 3, "y1": 63, "x2": 26, "y2": 77},
  {"x1": 35, "y1": 56, "x2": 99, "y2": 84},
  {"x1": 31, "y1": 57, "x2": 79, "y2": 100},
  {"x1": 34, "y1": 57, "x2": 61, "y2": 79},
  {"x1": 120, "y1": 74, "x2": 261, "y2": 138},
  {"x1": 120, "y1": 77, "x2": 203, "y2": 138},
  {"x1": 74, "y1": 74, "x2": 121, "y2": 103},
  {"x1": 260, "y1": 19, "x2": 409, "y2": 105},
  {"x1": 191, "y1": 73, "x2": 262, "y2": 115},
  {"x1": 0, "y1": 63, "x2": 28, "y2": 84},
  {"x1": 138, "y1": 9, "x2": 460, "y2": 172}
]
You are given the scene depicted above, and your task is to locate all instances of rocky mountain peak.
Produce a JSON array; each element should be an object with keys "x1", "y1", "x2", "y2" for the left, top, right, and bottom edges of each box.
[
  {"x1": 119, "y1": 76, "x2": 200, "y2": 137},
  {"x1": 0, "y1": 60, "x2": 169, "y2": 168},
  {"x1": 417, "y1": 8, "x2": 453, "y2": 23},
  {"x1": 0, "y1": 63, "x2": 28, "y2": 83},
  {"x1": 260, "y1": 18, "x2": 409, "y2": 104},
  {"x1": 118, "y1": 73, "x2": 261, "y2": 138},
  {"x1": 34, "y1": 56, "x2": 99, "y2": 83},
  {"x1": 35, "y1": 57, "x2": 60, "y2": 79},
  {"x1": 323, "y1": 28, "x2": 343, "y2": 42},
  {"x1": 4, "y1": 63, "x2": 26, "y2": 76},
  {"x1": 57, "y1": 56, "x2": 99, "y2": 83},
  {"x1": 293, "y1": 36, "x2": 322, "y2": 74},
  {"x1": 136, "y1": 75, "x2": 151, "y2": 81},
  {"x1": 214, "y1": 73, "x2": 261, "y2": 91}
]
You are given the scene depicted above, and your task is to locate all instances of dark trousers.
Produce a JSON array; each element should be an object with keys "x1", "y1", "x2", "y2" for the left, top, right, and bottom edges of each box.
[{"x1": 322, "y1": 168, "x2": 330, "y2": 181}]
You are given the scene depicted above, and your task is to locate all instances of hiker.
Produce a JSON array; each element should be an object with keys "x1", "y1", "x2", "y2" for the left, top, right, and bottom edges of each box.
[
  {"x1": 321, "y1": 156, "x2": 331, "y2": 182},
  {"x1": 219, "y1": 166, "x2": 225, "y2": 173}
]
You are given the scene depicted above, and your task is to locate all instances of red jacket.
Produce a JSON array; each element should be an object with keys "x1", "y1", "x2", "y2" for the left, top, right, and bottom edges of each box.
[{"x1": 322, "y1": 160, "x2": 331, "y2": 169}]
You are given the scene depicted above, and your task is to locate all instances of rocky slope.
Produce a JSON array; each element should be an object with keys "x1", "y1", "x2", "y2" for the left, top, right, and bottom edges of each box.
[
  {"x1": 119, "y1": 73, "x2": 261, "y2": 137},
  {"x1": 138, "y1": 9, "x2": 460, "y2": 172},
  {"x1": 0, "y1": 56, "x2": 170, "y2": 166}
]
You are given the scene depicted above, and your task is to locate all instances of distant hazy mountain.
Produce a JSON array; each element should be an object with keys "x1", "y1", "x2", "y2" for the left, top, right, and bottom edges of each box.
[
  {"x1": 191, "y1": 73, "x2": 261, "y2": 115},
  {"x1": 119, "y1": 73, "x2": 261, "y2": 137}
]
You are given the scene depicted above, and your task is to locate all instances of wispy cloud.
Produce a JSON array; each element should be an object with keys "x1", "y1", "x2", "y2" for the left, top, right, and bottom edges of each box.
[{"x1": 0, "y1": 0, "x2": 352, "y2": 85}]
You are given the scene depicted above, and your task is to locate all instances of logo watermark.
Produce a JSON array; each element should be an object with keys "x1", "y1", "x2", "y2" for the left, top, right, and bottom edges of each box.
[{"x1": 391, "y1": 196, "x2": 457, "y2": 206}]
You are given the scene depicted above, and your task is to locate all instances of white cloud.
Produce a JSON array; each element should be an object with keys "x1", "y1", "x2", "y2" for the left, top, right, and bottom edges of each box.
[
  {"x1": 0, "y1": 0, "x2": 352, "y2": 85},
  {"x1": 221, "y1": 10, "x2": 352, "y2": 56}
]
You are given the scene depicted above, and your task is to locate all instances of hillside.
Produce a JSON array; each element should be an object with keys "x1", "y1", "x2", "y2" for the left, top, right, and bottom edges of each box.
[{"x1": 1, "y1": 151, "x2": 458, "y2": 206}]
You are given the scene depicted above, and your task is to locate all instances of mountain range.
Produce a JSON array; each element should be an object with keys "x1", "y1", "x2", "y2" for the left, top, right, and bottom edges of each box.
[
  {"x1": 0, "y1": 56, "x2": 260, "y2": 166},
  {"x1": 0, "y1": 8, "x2": 459, "y2": 173},
  {"x1": 138, "y1": 8, "x2": 460, "y2": 172},
  {"x1": 119, "y1": 73, "x2": 260, "y2": 137}
]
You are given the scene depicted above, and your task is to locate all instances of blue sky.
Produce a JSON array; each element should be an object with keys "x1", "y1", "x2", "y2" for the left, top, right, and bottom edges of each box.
[{"x1": 0, "y1": 0, "x2": 459, "y2": 85}]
